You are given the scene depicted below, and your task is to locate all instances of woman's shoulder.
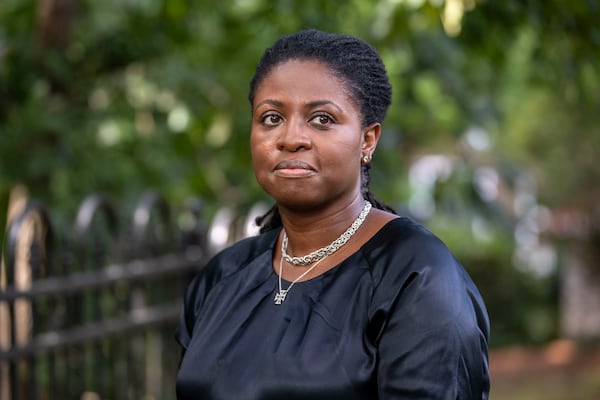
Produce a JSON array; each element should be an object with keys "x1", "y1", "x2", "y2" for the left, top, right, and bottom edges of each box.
[
  {"x1": 212, "y1": 228, "x2": 279, "y2": 267},
  {"x1": 364, "y1": 216, "x2": 488, "y2": 327},
  {"x1": 188, "y1": 228, "x2": 279, "y2": 291},
  {"x1": 364, "y1": 216, "x2": 456, "y2": 268},
  {"x1": 177, "y1": 229, "x2": 279, "y2": 345}
]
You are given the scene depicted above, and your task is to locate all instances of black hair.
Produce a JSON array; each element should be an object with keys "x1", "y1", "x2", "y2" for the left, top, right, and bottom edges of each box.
[{"x1": 250, "y1": 29, "x2": 396, "y2": 232}]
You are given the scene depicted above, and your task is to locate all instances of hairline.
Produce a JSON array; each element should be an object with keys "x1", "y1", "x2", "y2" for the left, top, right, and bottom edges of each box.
[{"x1": 250, "y1": 56, "x2": 371, "y2": 127}]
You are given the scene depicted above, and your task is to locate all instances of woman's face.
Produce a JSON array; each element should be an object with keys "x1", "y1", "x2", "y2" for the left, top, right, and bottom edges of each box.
[{"x1": 250, "y1": 59, "x2": 379, "y2": 211}]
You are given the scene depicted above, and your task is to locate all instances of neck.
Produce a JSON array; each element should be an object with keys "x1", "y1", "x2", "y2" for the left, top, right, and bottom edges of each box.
[{"x1": 278, "y1": 196, "x2": 367, "y2": 257}]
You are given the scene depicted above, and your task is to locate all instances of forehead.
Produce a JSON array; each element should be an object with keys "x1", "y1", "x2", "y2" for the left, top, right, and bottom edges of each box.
[{"x1": 253, "y1": 59, "x2": 355, "y2": 106}]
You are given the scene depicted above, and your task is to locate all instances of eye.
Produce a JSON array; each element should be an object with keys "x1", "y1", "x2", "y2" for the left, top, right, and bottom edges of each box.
[
  {"x1": 309, "y1": 114, "x2": 334, "y2": 129},
  {"x1": 260, "y1": 113, "x2": 283, "y2": 127}
]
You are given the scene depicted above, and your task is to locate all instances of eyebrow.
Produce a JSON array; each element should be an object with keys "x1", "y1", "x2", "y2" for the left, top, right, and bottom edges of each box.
[
  {"x1": 253, "y1": 99, "x2": 343, "y2": 113},
  {"x1": 253, "y1": 99, "x2": 283, "y2": 113},
  {"x1": 306, "y1": 100, "x2": 343, "y2": 113}
]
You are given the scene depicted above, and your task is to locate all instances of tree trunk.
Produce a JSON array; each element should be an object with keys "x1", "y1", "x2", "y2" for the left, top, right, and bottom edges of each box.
[
  {"x1": 36, "y1": 0, "x2": 77, "y2": 50},
  {"x1": 561, "y1": 240, "x2": 600, "y2": 339}
]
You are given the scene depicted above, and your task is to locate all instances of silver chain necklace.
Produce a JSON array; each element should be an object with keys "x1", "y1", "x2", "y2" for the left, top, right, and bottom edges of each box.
[
  {"x1": 274, "y1": 201, "x2": 372, "y2": 305},
  {"x1": 281, "y1": 201, "x2": 372, "y2": 266},
  {"x1": 274, "y1": 254, "x2": 328, "y2": 305}
]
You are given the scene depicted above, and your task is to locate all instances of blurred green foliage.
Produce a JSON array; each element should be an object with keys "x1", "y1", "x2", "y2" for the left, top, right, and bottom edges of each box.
[{"x1": 1, "y1": 0, "x2": 599, "y2": 346}]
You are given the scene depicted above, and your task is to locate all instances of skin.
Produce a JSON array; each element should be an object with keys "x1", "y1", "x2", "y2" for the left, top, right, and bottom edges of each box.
[{"x1": 250, "y1": 59, "x2": 396, "y2": 281}]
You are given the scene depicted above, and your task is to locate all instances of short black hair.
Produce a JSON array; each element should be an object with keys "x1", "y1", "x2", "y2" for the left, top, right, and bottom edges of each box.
[{"x1": 250, "y1": 29, "x2": 396, "y2": 232}]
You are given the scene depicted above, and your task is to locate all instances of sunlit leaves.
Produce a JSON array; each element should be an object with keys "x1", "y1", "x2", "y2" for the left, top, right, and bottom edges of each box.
[{"x1": 1, "y1": 0, "x2": 599, "y2": 345}]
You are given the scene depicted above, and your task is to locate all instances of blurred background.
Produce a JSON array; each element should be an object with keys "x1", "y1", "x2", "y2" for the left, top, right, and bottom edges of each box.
[{"x1": 1, "y1": 0, "x2": 599, "y2": 399}]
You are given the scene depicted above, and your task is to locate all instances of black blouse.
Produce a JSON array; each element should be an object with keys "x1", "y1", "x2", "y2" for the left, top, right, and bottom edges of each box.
[{"x1": 176, "y1": 218, "x2": 490, "y2": 399}]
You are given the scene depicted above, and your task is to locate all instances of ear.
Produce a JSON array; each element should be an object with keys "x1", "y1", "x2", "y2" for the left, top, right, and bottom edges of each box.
[{"x1": 361, "y1": 122, "x2": 381, "y2": 157}]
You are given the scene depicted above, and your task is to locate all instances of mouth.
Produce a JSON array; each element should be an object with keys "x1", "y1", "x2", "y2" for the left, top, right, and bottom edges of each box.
[{"x1": 273, "y1": 160, "x2": 317, "y2": 177}]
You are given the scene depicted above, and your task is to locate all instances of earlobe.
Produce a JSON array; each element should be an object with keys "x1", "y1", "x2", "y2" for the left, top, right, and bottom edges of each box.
[{"x1": 362, "y1": 123, "x2": 381, "y2": 155}]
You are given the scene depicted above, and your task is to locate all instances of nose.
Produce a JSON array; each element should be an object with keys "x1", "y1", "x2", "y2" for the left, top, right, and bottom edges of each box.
[{"x1": 277, "y1": 117, "x2": 312, "y2": 152}]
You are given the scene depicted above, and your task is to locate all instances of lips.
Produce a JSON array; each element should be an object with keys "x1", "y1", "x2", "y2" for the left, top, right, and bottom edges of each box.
[
  {"x1": 273, "y1": 160, "x2": 316, "y2": 177},
  {"x1": 274, "y1": 160, "x2": 315, "y2": 171}
]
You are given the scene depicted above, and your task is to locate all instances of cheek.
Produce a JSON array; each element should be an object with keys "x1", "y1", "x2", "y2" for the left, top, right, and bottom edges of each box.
[
  {"x1": 249, "y1": 130, "x2": 263, "y2": 159},
  {"x1": 250, "y1": 136, "x2": 271, "y2": 174},
  {"x1": 329, "y1": 140, "x2": 361, "y2": 165},
  {"x1": 326, "y1": 142, "x2": 362, "y2": 180}
]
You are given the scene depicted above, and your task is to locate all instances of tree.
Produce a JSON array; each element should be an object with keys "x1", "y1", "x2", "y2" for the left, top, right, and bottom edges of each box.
[{"x1": 1, "y1": 0, "x2": 599, "y2": 345}]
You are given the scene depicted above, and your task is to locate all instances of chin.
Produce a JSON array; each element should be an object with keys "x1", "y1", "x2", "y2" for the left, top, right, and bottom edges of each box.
[
  {"x1": 271, "y1": 194, "x2": 323, "y2": 212},
  {"x1": 262, "y1": 181, "x2": 317, "y2": 204}
]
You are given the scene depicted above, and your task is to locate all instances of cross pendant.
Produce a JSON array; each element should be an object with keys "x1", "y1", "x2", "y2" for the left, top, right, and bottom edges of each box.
[{"x1": 274, "y1": 290, "x2": 288, "y2": 305}]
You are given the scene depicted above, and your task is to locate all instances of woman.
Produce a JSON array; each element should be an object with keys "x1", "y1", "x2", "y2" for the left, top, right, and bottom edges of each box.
[{"x1": 176, "y1": 29, "x2": 490, "y2": 399}]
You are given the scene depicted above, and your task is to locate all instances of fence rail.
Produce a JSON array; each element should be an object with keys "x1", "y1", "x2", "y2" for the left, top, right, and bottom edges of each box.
[{"x1": 0, "y1": 191, "x2": 266, "y2": 400}]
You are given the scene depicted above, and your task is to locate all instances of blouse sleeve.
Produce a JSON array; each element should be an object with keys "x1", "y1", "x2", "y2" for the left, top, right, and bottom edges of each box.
[
  {"x1": 373, "y1": 234, "x2": 490, "y2": 399},
  {"x1": 175, "y1": 269, "x2": 211, "y2": 350}
]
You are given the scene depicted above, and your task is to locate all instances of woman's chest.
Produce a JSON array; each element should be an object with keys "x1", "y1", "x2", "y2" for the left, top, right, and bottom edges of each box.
[{"x1": 177, "y1": 268, "x2": 379, "y2": 400}]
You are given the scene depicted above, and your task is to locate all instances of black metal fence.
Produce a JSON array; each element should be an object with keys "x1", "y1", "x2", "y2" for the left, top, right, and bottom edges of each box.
[{"x1": 0, "y1": 191, "x2": 266, "y2": 400}]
